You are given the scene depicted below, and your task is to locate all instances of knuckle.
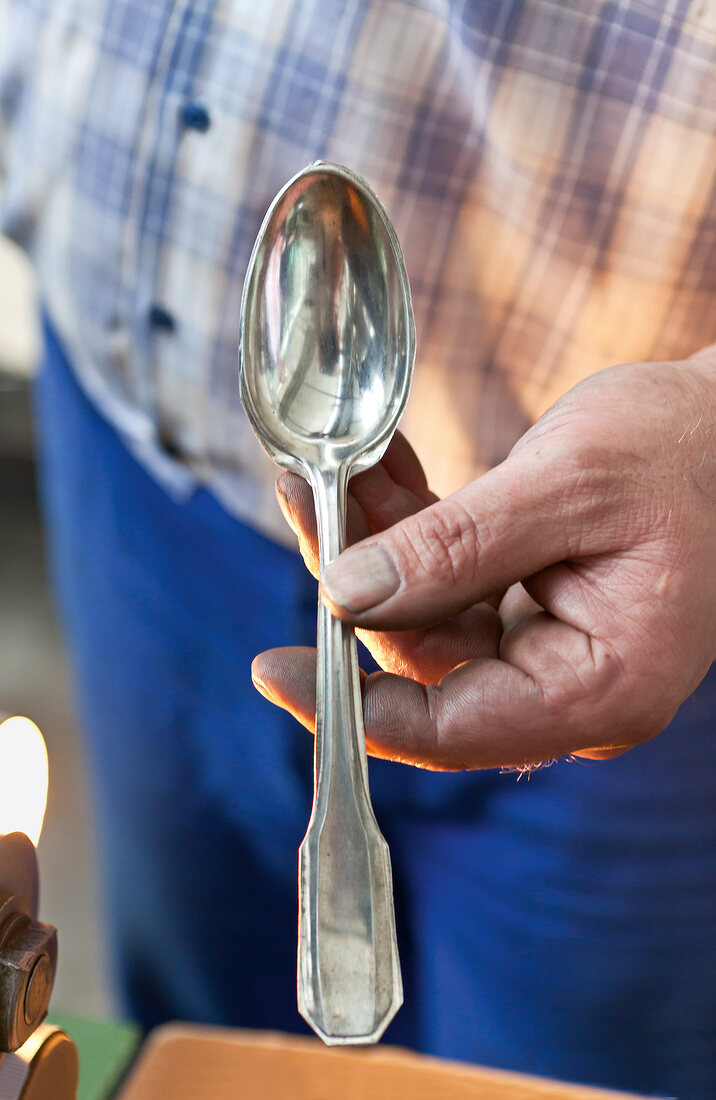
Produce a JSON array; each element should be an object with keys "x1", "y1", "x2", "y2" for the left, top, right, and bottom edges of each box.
[
  {"x1": 427, "y1": 681, "x2": 485, "y2": 771},
  {"x1": 558, "y1": 452, "x2": 618, "y2": 539},
  {"x1": 391, "y1": 501, "x2": 481, "y2": 592},
  {"x1": 540, "y1": 634, "x2": 622, "y2": 729},
  {"x1": 543, "y1": 634, "x2": 680, "y2": 749}
]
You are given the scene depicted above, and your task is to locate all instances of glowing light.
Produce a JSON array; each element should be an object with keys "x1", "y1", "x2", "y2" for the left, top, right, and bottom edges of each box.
[{"x1": 0, "y1": 717, "x2": 49, "y2": 845}]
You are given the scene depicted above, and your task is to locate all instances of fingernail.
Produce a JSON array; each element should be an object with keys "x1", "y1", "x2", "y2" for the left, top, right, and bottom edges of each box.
[{"x1": 321, "y1": 544, "x2": 399, "y2": 612}]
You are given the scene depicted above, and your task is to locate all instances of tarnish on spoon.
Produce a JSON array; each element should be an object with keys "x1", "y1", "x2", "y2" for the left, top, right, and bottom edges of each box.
[{"x1": 239, "y1": 162, "x2": 415, "y2": 1044}]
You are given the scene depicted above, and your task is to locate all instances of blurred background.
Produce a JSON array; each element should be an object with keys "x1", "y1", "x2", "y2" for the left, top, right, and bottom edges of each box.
[{"x1": 0, "y1": 231, "x2": 115, "y2": 1019}]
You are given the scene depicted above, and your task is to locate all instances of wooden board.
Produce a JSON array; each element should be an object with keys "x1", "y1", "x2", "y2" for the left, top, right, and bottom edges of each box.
[{"x1": 117, "y1": 1025, "x2": 645, "y2": 1100}]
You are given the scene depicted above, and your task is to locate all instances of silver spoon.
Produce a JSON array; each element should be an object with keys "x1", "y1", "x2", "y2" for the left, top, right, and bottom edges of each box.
[{"x1": 239, "y1": 162, "x2": 415, "y2": 1044}]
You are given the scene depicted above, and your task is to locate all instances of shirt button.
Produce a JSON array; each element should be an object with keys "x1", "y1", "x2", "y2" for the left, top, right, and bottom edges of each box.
[
  {"x1": 158, "y1": 426, "x2": 183, "y2": 458},
  {"x1": 148, "y1": 304, "x2": 176, "y2": 331},
  {"x1": 179, "y1": 101, "x2": 211, "y2": 132}
]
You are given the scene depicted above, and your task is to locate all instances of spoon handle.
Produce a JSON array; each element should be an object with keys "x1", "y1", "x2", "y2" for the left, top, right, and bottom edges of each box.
[{"x1": 298, "y1": 465, "x2": 403, "y2": 1045}]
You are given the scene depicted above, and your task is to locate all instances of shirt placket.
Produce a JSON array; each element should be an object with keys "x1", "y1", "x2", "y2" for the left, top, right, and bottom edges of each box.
[{"x1": 120, "y1": 0, "x2": 216, "y2": 461}]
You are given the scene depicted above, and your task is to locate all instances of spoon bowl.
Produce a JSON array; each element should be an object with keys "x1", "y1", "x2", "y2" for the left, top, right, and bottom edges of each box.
[
  {"x1": 240, "y1": 165, "x2": 414, "y2": 476},
  {"x1": 240, "y1": 162, "x2": 415, "y2": 1045}
]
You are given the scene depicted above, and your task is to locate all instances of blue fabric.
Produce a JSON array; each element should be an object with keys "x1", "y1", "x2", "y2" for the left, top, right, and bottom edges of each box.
[{"x1": 34, "y1": 318, "x2": 716, "y2": 1099}]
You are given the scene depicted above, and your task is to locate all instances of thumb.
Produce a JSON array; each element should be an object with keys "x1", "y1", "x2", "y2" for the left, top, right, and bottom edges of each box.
[{"x1": 320, "y1": 442, "x2": 623, "y2": 630}]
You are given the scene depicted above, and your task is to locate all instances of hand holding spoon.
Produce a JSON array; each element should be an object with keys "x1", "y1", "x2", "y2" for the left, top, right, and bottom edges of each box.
[{"x1": 239, "y1": 162, "x2": 415, "y2": 1044}]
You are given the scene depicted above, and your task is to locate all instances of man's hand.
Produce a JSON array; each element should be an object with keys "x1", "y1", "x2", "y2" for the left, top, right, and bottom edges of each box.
[{"x1": 251, "y1": 354, "x2": 716, "y2": 770}]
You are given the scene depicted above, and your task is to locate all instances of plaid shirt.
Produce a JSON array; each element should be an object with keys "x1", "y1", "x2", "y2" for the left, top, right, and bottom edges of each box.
[{"x1": 1, "y1": 0, "x2": 714, "y2": 542}]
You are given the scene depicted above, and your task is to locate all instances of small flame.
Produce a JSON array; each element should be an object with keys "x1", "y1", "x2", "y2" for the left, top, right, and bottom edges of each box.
[{"x1": 0, "y1": 716, "x2": 49, "y2": 845}]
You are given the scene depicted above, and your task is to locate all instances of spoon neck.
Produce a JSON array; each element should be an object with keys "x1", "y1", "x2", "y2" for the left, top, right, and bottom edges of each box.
[{"x1": 308, "y1": 466, "x2": 349, "y2": 568}]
